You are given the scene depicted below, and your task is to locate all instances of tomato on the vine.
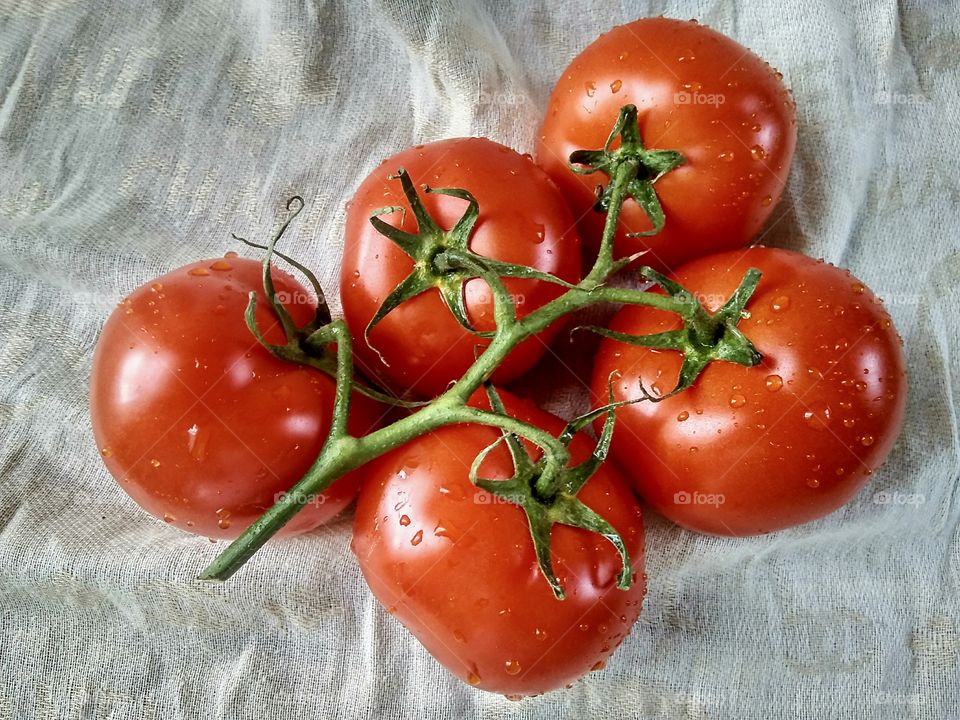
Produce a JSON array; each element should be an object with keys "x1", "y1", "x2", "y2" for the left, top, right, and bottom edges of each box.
[
  {"x1": 592, "y1": 247, "x2": 907, "y2": 535},
  {"x1": 352, "y1": 389, "x2": 645, "y2": 696},
  {"x1": 90, "y1": 255, "x2": 382, "y2": 539},
  {"x1": 538, "y1": 17, "x2": 797, "y2": 271},
  {"x1": 341, "y1": 137, "x2": 581, "y2": 398}
]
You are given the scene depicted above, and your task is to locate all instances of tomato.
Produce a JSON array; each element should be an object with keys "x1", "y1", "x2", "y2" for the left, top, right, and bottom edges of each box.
[
  {"x1": 90, "y1": 255, "x2": 382, "y2": 539},
  {"x1": 537, "y1": 17, "x2": 797, "y2": 271},
  {"x1": 352, "y1": 390, "x2": 645, "y2": 696},
  {"x1": 341, "y1": 137, "x2": 581, "y2": 398},
  {"x1": 591, "y1": 247, "x2": 907, "y2": 535}
]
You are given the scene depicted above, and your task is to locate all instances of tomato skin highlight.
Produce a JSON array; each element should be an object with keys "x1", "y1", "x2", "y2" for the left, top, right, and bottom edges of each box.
[
  {"x1": 341, "y1": 137, "x2": 581, "y2": 398},
  {"x1": 591, "y1": 247, "x2": 907, "y2": 536},
  {"x1": 90, "y1": 257, "x2": 382, "y2": 539},
  {"x1": 352, "y1": 390, "x2": 645, "y2": 696},
  {"x1": 538, "y1": 17, "x2": 797, "y2": 271}
]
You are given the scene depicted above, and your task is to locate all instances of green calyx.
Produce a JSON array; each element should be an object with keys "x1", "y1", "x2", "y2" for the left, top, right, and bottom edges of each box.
[
  {"x1": 365, "y1": 169, "x2": 574, "y2": 363},
  {"x1": 235, "y1": 196, "x2": 422, "y2": 409},
  {"x1": 469, "y1": 384, "x2": 634, "y2": 600},
  {"x1": 581, "y1": 266, "x2": 764, "y2": 399},
  {"x1": 569, "y1": 103, "x2": 684, "y2": 238}
]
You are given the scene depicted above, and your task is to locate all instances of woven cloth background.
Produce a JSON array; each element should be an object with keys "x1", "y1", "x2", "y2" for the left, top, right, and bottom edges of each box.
[{"x1": 1, "y1": 1, "x2": 958, "y2": 718}]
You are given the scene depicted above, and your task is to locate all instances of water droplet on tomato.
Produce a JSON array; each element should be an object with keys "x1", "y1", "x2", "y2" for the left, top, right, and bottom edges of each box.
[
  {"x1": 579, "y1": 623, "x2": 590, "y2": 632},
  {"x1": 150, "y1": 458, "x2": 161, "y2": 468},
  {"x1": 765, "y1": 374, "x2": 783, "y2": 392},
  {"x1": 852, "y1": 282, "x2": 865, "y2": 295},
  {"x1": 410, "y1": 530, "x2": 423, "y2": 546},
  {"x1": 677, "y1": 411, "x2": 689, "y2": 422},
  {"x1": 860, "y1": 435, "x2": 875, "y2": 446},
  {"x1": 806, "y1": 478, "x2": 820, "y2": 489},
  {"x1": 750, "y1": 145, "x2": 766, "y2": 160},
  {"x1": 584, "y1": 81, "x2": 596, "y2": 97},
  {"x1": 210, "y1": 260, "x2": 232, "y2": 271},
  {"x1": 504, "y1": 660, "x2": 522, "y2": 675},
  {"x1": 188, "y1": 267, "x2": 209, "y2": 277},
  {"x1": 618, "y1": 51, "x2": 629, "y2": 61},
  {"x1": 399, "y1": 514, "x2": 411, "y2": 526},
  {"x1": 677, "y1": 50, "x2": 695, "y2": 62},
  {"x1": 453, "y1": 629, "x2": 465, "y2": 642},
  {"x1": 591, "y1": 659, "x2": 607, "y2": 671},
  {"x1": 771, "y1": 295, "x2": 791, "y2": 312},
  {"x1": 760, "y1": 195, "x2": 773, "y2": 207},
  {"x1": 224, "y1": 251, "x2": 238, "y2": 258},
  {"x1": 534, "y1": 628, "x2": 548, "y2": 640},
  {"x1": 610, "y1": 79, "x2": 622, "y2": 93},
  {"x1": 718, "y1": 151, "x2": 735, "y2": 162},
  {"x1": 803, "y1": 404, "x2": 832, "y2": 430},
  {"x1": 163, "y1": 513, "x2": 175, "y2": 523},
  {"x1": 100, "y1": 447, "x2": 113, "y2": 457},
  {"x1": 729, "y1": 393, "x2": 746, "y2": 408}
]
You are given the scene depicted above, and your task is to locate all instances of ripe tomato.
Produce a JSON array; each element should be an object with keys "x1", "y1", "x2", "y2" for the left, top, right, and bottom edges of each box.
[
  {"x1": 537, "y1": 17, "x2": 797, "y2": 271},
  {"x1": 591, "y1": 247, "x2": 907, "y2": 535},
  {"x1": 341, "y1": 137, "x2": 581, "y2": 398},
  {"x1": 352, "y1": 390, "x2": 645, "y2": 696},
  {"x1": 90, "y1": 255, "x2": 382, "y2": 539}
]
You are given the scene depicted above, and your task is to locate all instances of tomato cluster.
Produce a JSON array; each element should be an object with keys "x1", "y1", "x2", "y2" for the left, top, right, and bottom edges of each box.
[{"x1": 90, "y1": 17, "x2": 906, "y2": 699}]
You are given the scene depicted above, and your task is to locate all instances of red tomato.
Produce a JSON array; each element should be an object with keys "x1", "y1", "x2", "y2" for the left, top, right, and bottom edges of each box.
[
  {"x1": 352, "y1": 390, "x2": 645, "y2": 696},
  {"x1": 538, "y1": 17, "x2": 797, "y2": 271},
  {"x1": 341, "y1": 137, "x2": 581, "y2": 398},
  {"x1": 90, "y1": 255, "x2": 382, "y2": 539},
  {"x1": 591, "y1": 247, "x2": 907, "y2": 535}
]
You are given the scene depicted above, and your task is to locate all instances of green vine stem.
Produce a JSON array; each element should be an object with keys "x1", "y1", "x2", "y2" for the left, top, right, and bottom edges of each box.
[{"x1": 199, "y1": 104, "x2": 763, "y2": 586}]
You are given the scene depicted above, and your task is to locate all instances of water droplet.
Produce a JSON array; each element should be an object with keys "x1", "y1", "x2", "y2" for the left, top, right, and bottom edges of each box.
[
  {"x1": 163, "y1": 512, "x2": 175, "y2": 523},
  {"x1": 591, "y1": 659, "x2": 607, "y2": 671},
  {"x1": 860, "y1": 435, "x2": 875, "y2": 446},
  {"x1": 210, "y1": 260, "x2": 232, "y2": 271},
  {"x1": 453, "y1": 629, "x2": 465, "y2": 642},
  {"x1": 677, "y1": 50, "x2": 695, "y2": 62},
  {"x1": 150, "y1": 458, "x2": 161, "y2": 468},
  {"x1": 584, "y1": 81, "x2": 596, "y2": 97},
  {"x1": 760, "y1": 195, "x2": 773, "y2": 207},
  {"x1": 504, "y1": 660, "x2": 522, "y2": 675},
  {"x1": 618, "y1": 51, "x2": 629, "y2": 61},
  {"x1": 100, "y1": 447, "x2": 113, "y2": 458},
  {"x1": 718, "y1": 151, "x2": 735, "y2": 162},
  {"x1": 399, "y1": 514, "x2": 411, "y2": 526},
  {"x1": 609, "y1": 79, "x2": 622, "y2": 93},
  {"x1": 771, "y1": 295, "x2": 791, "y2": 312},
  {"x1": 677, "y1": 411, "x2": 690, "y2": 422},
  {"x1": 765, "y1": 374, "x2": 783, "y2": 392},
  {"x1": 806, "y1": 478, "x2": 820, "y2": 489},
  {"x1": 467, "y1": 672, "x2": 481, "y2": 686},
  {"x1": 843, "y1": 418, "x2": 856, "y2": 428},
  {"x1": 803, "y1": 404, "x2": 832, "y2": 431},
  {"x1": 224, "y1": 250, "x2": 238, "y2": 258},
  {"x1": 187, "y1": 423, "x2": 210, "y2": 461},
  {"x1": 410, "y1": 530, "x2": 423, "y2": 546},
  {"x1": 216, "y1": 508, "x2": 231, "y2": 530},
  {"x1": 534, "y1": 628, "x2": 548, "y2": 641},
  {"x1": 750, "y1": 145, "x2": 766, "y2": 160},
  {"x1": 852, "y1": 282, "x2": 865, "y2": 295},
  {"x1": 729, "y1": 393, "x2": 746, "y2": 408},
  {"x1": 578, "y1": 623, "x2": 590, "y2": 632},
  {"x1": 188, "y1": 267, "x2": 210, "y2": 277},
  {"x1": 150, "y1": 282, "x2": 163, "y2": 292}
]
